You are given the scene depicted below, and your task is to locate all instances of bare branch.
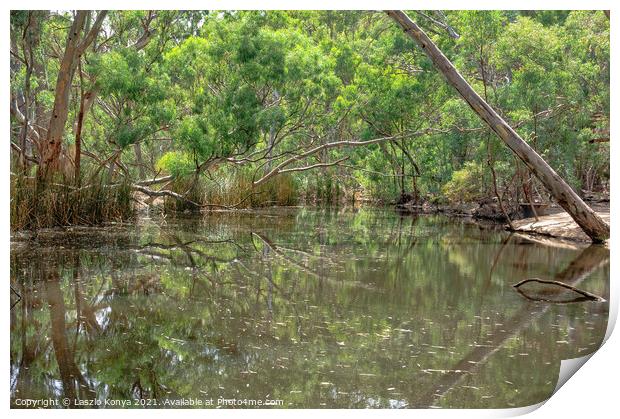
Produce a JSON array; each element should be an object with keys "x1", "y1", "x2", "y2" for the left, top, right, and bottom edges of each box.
[
  {"x1": 513, "y1": 277, "x2": 605, "y2": 302},
  {"x1": 10, "y1": 98, "x2": 41, "y2": 141},
  {"x1": 277, "y1": 157, "x2": 350, "y2": 175},
  {"x1": 415, "y1": 11, "x2": 460, "y2": 39},
  {"x1": 132, "y1": 184, "x2": 267, "y2": 210},
  {"x1": 132, "y1": 184, "x2": 200, "y2": 205},
  {"x1": 135, "y1": 175, "x2": 175, "y2": 186},
  {"x1": 253, "y1": 129, "x2": 436, "y2": 187},
  {"x1": 132, "y1": 11, "x2": 158, "y2": 50},
  {"x1": 10, "y1": 143, "x2": 39, "y2": 164}
]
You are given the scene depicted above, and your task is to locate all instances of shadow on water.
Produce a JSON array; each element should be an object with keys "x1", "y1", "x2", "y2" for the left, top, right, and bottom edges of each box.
[{"x1": 10, "y1": 208, "x2": 609, "y2": 408}]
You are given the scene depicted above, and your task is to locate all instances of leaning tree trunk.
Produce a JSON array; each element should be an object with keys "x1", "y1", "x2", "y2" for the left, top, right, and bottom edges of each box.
[{"x1": 386, "y1": 10, "x2": 610, "y2": 243}]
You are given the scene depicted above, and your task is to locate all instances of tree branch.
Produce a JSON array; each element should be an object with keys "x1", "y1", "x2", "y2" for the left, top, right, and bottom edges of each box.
[
  {"x1": 131, "y1": 184, "x2": 267, "y2": 210},
  {"x1": 253, "y1": 129, "x2": 435, "y2": 187},
  {"x1": 76, "y1": 11, "x2": 108, "y2": 56},
  {"x1": 135, "y1": 175, "x2": 175, "y2": 186},
  {"x1": 277, "y1": 157, "x2": 350, "y2": 176},
  {"x1": 512, "y1": 278, "x2": 605, "y2": 302},
  {"x1": 10, "y1": 143, "x2": 39, "y2": 164}
]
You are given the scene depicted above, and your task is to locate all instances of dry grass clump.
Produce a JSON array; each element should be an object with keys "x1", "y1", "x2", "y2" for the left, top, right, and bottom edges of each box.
[{"x1": 11, "y1": 171, "x2": 133, "y2": 231}]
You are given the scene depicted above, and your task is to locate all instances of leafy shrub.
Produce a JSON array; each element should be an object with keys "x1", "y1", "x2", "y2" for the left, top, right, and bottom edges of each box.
[
  {"x1": 441, "y1": 161, "x2": 487, "y2": 204},
  {"x1": 156, "y1": 151, "x2": 196, "y2": 177}
]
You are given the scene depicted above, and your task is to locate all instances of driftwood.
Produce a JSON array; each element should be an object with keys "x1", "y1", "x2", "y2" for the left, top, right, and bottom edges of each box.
[{"x1": 512, "y1": 277, "x2": 605, "y2": 302}]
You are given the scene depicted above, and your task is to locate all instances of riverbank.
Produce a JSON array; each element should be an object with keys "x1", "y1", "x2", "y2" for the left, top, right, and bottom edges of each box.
[
  {"x1": 510, "y1": 202, "x2": 610, "y2": 244},
  {"x1": 397, "y1": 199, "x2": 610, "y2": 244},
  {"x1": 12, "y1": 182, "x2": 609, "y2": 246}
]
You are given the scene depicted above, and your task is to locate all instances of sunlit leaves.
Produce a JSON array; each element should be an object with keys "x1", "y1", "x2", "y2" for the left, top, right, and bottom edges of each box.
[
  {"x1": 156, "y1": 151, "x2": 196, "y2": 177},
  {"x1": 8, "y1": 10, "x2": 609, "y2": 199}
]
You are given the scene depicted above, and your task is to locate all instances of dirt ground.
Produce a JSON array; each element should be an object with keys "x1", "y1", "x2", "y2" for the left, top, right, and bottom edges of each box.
[{"x1": 510, "y1": 201, "x2": 610, "y2": 244}]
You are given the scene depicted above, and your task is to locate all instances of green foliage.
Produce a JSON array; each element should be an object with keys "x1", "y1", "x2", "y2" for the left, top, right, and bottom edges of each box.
[
  {"x1": 156, "y1": 151, "x2": 196, "y2": 177},
  {"x1": 92, "y1": 48, "x2": 175, "y2": 149},
  {"x1": 441, "y1": 162, "x2": 486, "y2": 204},
  {"x1": 9, "y1": 10, "x2": 610, "y2": 222}
]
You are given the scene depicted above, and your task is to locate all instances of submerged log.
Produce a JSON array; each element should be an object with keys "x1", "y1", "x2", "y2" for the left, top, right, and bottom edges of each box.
[
  {"x1": 513, "y1": 278, "x2": 605, "y2": 302},
  {"x1": 414, "y1": 244, "x2": 608, "y2": 406}
]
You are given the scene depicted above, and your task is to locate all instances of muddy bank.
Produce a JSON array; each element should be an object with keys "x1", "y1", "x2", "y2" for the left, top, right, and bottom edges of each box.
[
  {"x1": 510, "y1": 203, "x2": 610, "y2": 244},
  {"x1": 396, "y1": 199, "x2": 514, "y2": 220},
  {"x1": 397, "y1": 199, "x2": 610, "y2": 244}
]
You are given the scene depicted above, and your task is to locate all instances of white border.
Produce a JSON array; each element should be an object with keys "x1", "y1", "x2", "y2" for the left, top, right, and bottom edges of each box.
[{"x1": 2, "y1": 1, "x2": 617, "y2": 417}]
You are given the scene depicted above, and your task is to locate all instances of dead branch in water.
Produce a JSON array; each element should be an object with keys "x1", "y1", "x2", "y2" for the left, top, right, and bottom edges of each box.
[
  {"x1": 132, "y1": 184, "x2": 266, "y2": 210},
  {"x1": 512, "y1": 278, "x2": 605, "y2": 302}
]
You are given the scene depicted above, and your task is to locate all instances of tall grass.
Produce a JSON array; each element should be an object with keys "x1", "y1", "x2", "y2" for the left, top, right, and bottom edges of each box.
[
  {"x1": 162, "y1": 176, "x2": 206, "y2": 212},
  {"x1": 202, "y1": 171, "x2": 298, "y2": 208},
  {"x1": 298, "y1": 172, "x2": 346, "y2": 205},
  {"x1": 11, "y1": 170, "x2": 133, "y2": 231}
]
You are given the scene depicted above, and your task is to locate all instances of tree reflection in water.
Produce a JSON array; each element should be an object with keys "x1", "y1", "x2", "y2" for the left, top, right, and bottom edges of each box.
[{"x1": 10, "y1": 209, "x2": 609, "y2": 408}]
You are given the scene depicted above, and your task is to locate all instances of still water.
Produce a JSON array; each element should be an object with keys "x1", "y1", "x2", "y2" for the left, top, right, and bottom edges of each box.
[{"x1": 10, "y1": 208, "x2": 609, "y2": 408}]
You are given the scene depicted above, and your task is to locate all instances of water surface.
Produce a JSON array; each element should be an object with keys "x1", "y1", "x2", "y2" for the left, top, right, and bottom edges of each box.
[{"x1": 10, "y1": 208, "x2": 609, "y2": 408}]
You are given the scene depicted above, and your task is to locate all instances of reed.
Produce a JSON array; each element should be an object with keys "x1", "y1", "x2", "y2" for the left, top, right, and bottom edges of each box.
[
  {"x1": 162, "y1": 176, "x2": 206, "y2": 212},
  {"x1": 10, "y1": 170, "x2": 133, "y2": 231},
  {"x1": 202, "y1": 171, "x2": 298, "y2": 208}
]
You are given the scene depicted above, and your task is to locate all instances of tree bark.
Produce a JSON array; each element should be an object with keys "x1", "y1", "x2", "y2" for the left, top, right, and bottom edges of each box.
[
  {"x1": 386, "y1": 10, "x2": 609, "y2": 242},
  {"x1": 39, "y1": 12, "x2": 87, "y2": 179},
  {"x1": 74, "y1": 60, "x2": 86, "y2": 185},
  {"x1": 18, "y1": 13, "x2": 36, "y2": 171},
  {"x1": 134, "y1": 142, "x2": 146, "y2": 179},
  {"x1": 39, "y1": 11, "x2": 107, "y2": 180}
]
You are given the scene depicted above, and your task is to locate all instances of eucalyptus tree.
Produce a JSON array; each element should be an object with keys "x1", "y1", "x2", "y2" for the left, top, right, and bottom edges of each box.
[
  {"x1": 38, "y1": 11, "x2": 107, "y2": 180},
  {"x1": 154, "y1": 12, "x2": 344, "y2": 188},
  {"x1": 386, "y1": 10, "x2": 609, "y2": 242},
  {"x1": 9, "y1": 10, "x2": 610, "y2": 237}
]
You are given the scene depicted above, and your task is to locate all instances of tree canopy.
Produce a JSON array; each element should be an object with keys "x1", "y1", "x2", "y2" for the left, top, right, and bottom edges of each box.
[{"x1": 10, "y1": 10, "x2": 609, "y2": 216}]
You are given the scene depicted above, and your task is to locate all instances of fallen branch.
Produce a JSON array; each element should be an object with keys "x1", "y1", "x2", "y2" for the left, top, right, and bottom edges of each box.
[
  {"x1": 132, "y1": 184, "x2": 267, "y2": 210},
  {"x1": 132, "y1": 184, "x2": 201, "y2": 207},
  {"x1": 512, "y1": 277, "x2": 605, "y2": 302},
  {"x1": 135, "y1": 175, "x2": 174, "y2": 186}
]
